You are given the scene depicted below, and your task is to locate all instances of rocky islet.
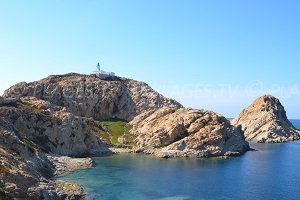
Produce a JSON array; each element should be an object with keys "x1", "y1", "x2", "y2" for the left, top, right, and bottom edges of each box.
[
  {"x1": 1, "y1": 74, "x2": 299, "y2": 199},
  {"x1": 231, "y1": 95, "x2": 300, "y2": 143}
]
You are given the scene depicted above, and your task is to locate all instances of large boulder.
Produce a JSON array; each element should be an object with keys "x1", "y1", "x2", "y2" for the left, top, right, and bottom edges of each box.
[
  {"x1": 3, "y1": 73, "x2": 182, "y2": 121},
  {"x1": 130, "y1": 107, "x2": 249, "y2": 158},
  {"x1": 231, "y1": 95, "x2": 300, "y2": 143}
]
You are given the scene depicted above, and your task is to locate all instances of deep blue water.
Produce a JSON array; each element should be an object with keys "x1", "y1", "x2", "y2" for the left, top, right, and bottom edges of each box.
[{"x1": 59, "y1": 120, "x2": 300, "y2": 200}]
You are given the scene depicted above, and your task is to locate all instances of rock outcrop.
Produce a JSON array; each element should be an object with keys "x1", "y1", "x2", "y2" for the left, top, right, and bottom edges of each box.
[
  {"x1": 0, "y1": 97, "x2": 110, "y2": 199},
  {"x1": 0, "y1": 73, "x2": 182, "y2": 198},
  {"x1": 0, "y1": 96, "x2": 109, "y2": 157},
  {"x1": 0, "y1": 128, "x2": 86, "y2": 199},
  {"x1": 0, "y1": 72, "x2": 253, "y2": 198},
  {"x1": 231, "y1": 95, "x2": 300, "y2": 143},
  {"x1": 4, "y1": 73, "x2": 182, "y2": 121},
  {"x1": 130, "y1": 107, "x2": 249, "y2": 158}
]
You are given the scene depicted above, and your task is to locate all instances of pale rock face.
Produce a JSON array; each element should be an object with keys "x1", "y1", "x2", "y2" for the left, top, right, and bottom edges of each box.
[
  {"x1": 0, "y1": 97, "x2": 107, "y2": 199},
  {"x1": 0, "y1": 97, "x2": 109, "y2": 157},
  {"x1": 0, "y1": 130, "x2": 86, "y2": 199},
  {"x1": 130, "y1": 107, "x2": 249, "y2": 158},
  {"x1": 231, "y1": 95, "x2": 300, "y2": 143},
  {"x1": 4, "y1": 73, "x2": 182, "y2": 121},
  {"x1": 0, "y1": 129, "x2": 49, "y2": 199}
]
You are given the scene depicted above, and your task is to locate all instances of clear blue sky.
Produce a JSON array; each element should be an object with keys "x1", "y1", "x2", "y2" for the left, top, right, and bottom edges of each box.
[{"x1": 1, "y1": 0, "x2": 300, "y2": 118}]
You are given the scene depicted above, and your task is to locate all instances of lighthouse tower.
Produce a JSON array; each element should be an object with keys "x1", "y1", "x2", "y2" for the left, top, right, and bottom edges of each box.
[
  {"x1": 92, "y1": 62, "x2": 115, "y2": 79},
  {"x1": 96, "y1": 62, "x2": 100, "y2": 71},
  {"x1": 93, "y1": 62, "x2": 101, "y2": 77}
]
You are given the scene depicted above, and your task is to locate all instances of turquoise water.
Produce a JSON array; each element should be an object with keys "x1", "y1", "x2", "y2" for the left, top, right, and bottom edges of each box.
[{"x1": 59, "y1": 120, "x2": 300, "y2": 200}]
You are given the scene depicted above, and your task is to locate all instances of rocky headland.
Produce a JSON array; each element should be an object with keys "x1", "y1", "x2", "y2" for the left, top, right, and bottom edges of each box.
[
  {"x1": 0, "y1": 73, "x2": 251, "y2": 198},
  {"x1": 231, "y1": 95, "x2": 300, "y2": 143}
]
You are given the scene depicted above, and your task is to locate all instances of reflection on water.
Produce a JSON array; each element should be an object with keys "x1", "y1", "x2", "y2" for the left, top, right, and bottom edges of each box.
[{"x1": 59, "y1": 121, "x2": 300, "y2": 200}]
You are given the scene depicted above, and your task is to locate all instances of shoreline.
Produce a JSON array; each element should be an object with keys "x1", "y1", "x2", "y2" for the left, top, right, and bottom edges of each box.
[
  {"x1": 47, "y1": 155, "x2": 94, "y2": 199},
  {"x1": 47, "y1": 155, "x2": 94, "y2": 176}
]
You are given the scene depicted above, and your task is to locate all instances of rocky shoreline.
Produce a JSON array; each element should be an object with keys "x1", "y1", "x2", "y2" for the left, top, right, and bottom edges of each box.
[
  {"x1": 49, "y1": 155, "x2": 95, "y2": 200},
  {"x1": 1, "y1": 73, "x2": 300, "y2": 198},
  {"x1": 47, "y1": 155, "x2": 94, "y2": 176}
]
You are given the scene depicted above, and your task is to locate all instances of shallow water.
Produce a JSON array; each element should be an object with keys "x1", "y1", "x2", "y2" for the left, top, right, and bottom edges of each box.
[{"x1": 59, "y1": 120, "x2": 300, "y2": 200}]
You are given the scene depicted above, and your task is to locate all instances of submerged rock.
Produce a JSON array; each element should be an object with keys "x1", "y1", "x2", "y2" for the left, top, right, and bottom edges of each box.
[
  {"x1": 231, "y1": 95, "x2": 300, "y2": 143},
  {"x1": 130, "y1": 107, "x2": 249, "y2": 158}
]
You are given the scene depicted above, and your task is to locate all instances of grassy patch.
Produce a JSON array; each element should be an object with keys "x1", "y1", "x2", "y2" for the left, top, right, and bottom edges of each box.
[
  {"x1": 97, "y1": 121, "x2": 134, "y2": 148},
  {"x1": 0, "y1": 188, "x2": 5, "y2": 200},
  {"x1": 95, "y1": 130, "x2": 112, "y2": 146}
]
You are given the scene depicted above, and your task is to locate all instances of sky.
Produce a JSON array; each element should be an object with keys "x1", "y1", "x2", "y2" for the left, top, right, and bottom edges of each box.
[{"x1": 0, "y1": 0, "x2": 300, "y2": 118}]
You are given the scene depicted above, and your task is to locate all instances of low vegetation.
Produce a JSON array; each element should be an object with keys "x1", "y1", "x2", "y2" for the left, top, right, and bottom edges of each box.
[{"x1": 96, "y1": 120, "x2": 134, "y2": 148}]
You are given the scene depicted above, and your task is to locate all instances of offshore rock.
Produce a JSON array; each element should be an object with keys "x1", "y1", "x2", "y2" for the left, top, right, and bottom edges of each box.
[{"x1": 231, "y1": 95, "x2": 300, "y2": 143}]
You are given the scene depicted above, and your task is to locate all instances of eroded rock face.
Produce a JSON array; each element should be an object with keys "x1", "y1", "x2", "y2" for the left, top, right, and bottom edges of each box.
[
  {"x1": 130, "y1": 107, "x2": 249, "y2": 158},
  {"x1": 0, "y1": 97, "x2": 110, "y2": 199},
  {"x1": 231, "y1": 95, "x2": 300, "y2": 143},
  {"x1": 0, "y1": 97, "x2": 109, "y2": 157},
  {"x1": 4, "y1": 73, "x2": 182, "y2": 121},
  {"x1": 0, "y1": 129, "x2": 85, "y2": 200}
]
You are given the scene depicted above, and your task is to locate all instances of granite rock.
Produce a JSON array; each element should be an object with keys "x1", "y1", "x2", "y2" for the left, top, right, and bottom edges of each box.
[{"x1": 231, "y1": 95, "x2": 300, "y2": 143}]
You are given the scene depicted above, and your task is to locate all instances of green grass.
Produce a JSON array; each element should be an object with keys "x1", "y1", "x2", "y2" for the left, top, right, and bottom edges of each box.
[
  {"x1": 97, "y1": 121, "x2": 134, "y2": 148},
  {"x1": 95, "y1": 130, "x2": 112, "y2": 146}
]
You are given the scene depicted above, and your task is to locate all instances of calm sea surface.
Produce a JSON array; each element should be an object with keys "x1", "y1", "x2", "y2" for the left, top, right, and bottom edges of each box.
[{"x1": 58, "y1": 120, "x2": 300, "y2": 200}]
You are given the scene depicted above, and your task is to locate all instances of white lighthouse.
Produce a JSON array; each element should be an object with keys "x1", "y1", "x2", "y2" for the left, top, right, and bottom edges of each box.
[
  {"x1": 93, "y1": 62, "x2": 101, "y2": 77},
  {"x1": 92, "y1": 62, "x2": 115, "y2": 78}
]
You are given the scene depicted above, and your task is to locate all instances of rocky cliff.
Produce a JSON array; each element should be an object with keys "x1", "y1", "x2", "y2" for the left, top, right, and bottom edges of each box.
[
  {"x1": 130, "y1": 107, "x2": 249, "y2": 158},
  {"x1": 0, "y1": 97, "x2": 109, "y2": 157},
  {"x1": 0, "y1": 73, "x2": 252, "y2": 198},
  {"x1": 0, "y1": 97, "x2": 109, "y2": 199},
  {"x1": 231, "y1": 95, "x2": 300, "y2": 143},
  {"x1": 4, "y1": 73, "x2": 182, "y2": 121}
]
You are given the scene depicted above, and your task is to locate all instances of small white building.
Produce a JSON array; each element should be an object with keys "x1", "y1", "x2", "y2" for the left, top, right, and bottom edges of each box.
[{"x1": 92, "y1": 62, "x2": 115, "y2": 78}]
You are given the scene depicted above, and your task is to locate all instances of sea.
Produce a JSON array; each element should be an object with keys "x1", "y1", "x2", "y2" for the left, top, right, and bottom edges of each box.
[{"x1": 58, "y1": 119, "x2": 300, "y2": 200}]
